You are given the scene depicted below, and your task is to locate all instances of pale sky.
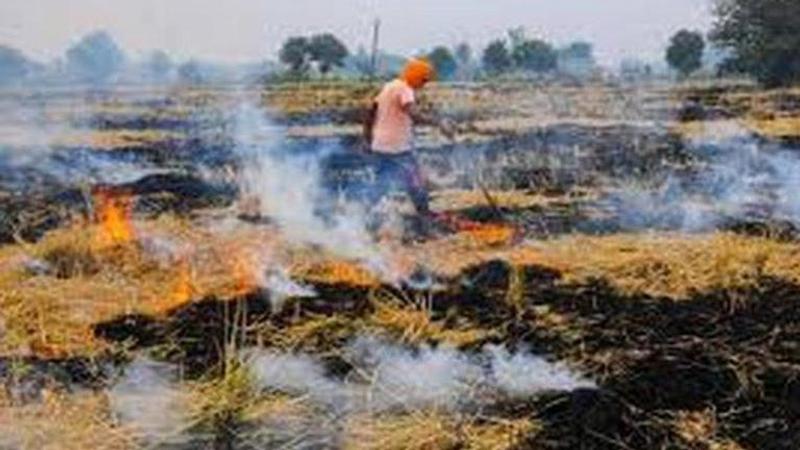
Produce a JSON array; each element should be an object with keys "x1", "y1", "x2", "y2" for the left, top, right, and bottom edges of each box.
[{"x1": 0, "y1": 0, "x2": 713, "y2": 66}]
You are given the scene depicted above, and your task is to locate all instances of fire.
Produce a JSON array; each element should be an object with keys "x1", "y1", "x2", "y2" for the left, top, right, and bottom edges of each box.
[
  {"x1": 463, "y1": 223, "x2": 516, "y2": 246},
  {"x1": 93, "y1": 188, "x2": 135, "y2": 247},
  {"x1": 231, "y1": 254, "x2": 256, "y2": 296},
  {"x1": 292, "y1": 260, "x2": 379, "y2": 287},
  {"x1": 434, "y1": 212, "x2": 517, "y2": 247},
  {"x1": 171, "y1": 257, "x2": 195, "y2": 303}
]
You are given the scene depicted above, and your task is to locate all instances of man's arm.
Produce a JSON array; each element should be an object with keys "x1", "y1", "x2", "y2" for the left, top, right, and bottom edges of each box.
[{"x1": 404, "y1": 103, "x2": 456, "y2": 140}]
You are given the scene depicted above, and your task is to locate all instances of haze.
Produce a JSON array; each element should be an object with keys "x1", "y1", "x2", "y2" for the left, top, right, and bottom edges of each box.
[{"x1": 0, "y1": 0, "x2": 712, "y2": 66}]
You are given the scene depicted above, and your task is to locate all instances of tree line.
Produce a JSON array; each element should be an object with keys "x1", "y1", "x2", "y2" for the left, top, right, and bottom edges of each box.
[
  {"x1": 2, "y1": 0, "x2": 799, "y2": 88},
  {"x1": 0, "y1": 31, "x2": 255, "y2": 86},
  {"x1": 665, "y1": 0, "x2": 800, "y2": 86},
  {"x1": 277, "y1": 28, "x2": 595, "y2": 81}
]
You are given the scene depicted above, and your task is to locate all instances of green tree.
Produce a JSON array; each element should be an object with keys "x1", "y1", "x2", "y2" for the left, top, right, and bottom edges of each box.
[
  {"x1": 507, "y1": 27, "x2": 527, "y2": 50},
  {"x1": 279, "y1": 36, "x2": 311, "y2": 74},
  {"x1": 666, "y1": 30, "x2": 705, "y2": 77},
  {"x1": 427, "y1": 46, "x2": 457, "y2": 80},
  {"x1": 308, "y1": 33, "x2": 349, "y2": 74},
  {"x1": 558, "y1": 41, "x2": 596, "y2": 76},
  {"x1": 65, "y1": 31, "x2": 125, "y2": 83},
  {"x1": 482, "y1": 40, "x2": 512, "y2": 75},
  {"x1": 512, "y1": 39, "x2": 557, "y2": 73},
  {"x1": 561, "y1": 42, "x2": 593, "y2": 61},
  {"x1": 711, "y1": 0, "x2": 800, "y2": 87},
  {"x1": 0, "y1": 46, "x2": 35, "y2": 84},
  {"x1": 146, "y1": 50, "x2": 173, "y2": 81}
]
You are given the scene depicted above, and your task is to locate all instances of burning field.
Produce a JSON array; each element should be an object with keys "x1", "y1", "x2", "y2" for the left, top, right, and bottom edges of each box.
[{"x1": 2, "y1": 81, "x2": 800, "y2": 450}]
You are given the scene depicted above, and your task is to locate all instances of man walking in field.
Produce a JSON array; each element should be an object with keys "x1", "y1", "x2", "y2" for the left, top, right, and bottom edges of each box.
[{"x1": 363, "y1": 58, "x2": 454, "y2": 237}]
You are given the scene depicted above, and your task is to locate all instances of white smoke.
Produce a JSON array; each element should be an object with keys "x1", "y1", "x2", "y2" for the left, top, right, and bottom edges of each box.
[
  {"x1": 246, "y1": 337, "x2": 593, "y2": 417},
  {"x1": 609, "y1": 123, "x2": 800, "y2": 232},
  {"x1": 346, "y1": 336, "x2": 483, "y2": 412},
  {"x1": 263, "y1": 268, "x2": 317, "y2": 312},
  {"x1": 0, "y1": 91, "x2": 164, "y2": 189},
  {"x1": 108, "y1": 357, "x2": 194, "y2": 446},
  {"x1": 233, "y1": 103, "x2": 397, "y2": 279},
  {"x1": 485, "y1": 344, "x2": 594, "y2": 396}
]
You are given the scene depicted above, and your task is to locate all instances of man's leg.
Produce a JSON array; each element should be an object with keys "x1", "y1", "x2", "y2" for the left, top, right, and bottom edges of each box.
[
  {"x1": 398, "y1": 154, "x2": 431, "y2": 215},
  {"x1": 364, "y1": 154, "x2": 399, "y2": 235}
]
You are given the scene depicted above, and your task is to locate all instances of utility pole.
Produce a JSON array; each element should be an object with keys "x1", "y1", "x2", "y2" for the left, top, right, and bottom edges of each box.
[{"x1": 370, "y1": 18, "x2": 381, "y2": 80}]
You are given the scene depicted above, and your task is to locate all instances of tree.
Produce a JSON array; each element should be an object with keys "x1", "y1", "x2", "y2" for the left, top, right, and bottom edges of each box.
[
  {"x1": 146, "y1": 50, "x2": 173, "y2": 81},
  {"x1": 427, "y1": 46, "x2": 457, "y2": 80},
  {"x1": 177, "y1": 60, "x2": 204, "y2": 85},
  {"x1": 507, "y1": 27, "x2": 527, "y2": 50},
  {"x1": 512, "y1": 39, "x2": 557, "y2": 73},
  {"x1": 279, "y1": 37, "x2": 311, "y2": 74},
  {"x1": 666, "y1": 30, "x2": 705, "y2": 77},
  {"x1": 308, "y1": 33, "x2": 349, "y2": 74},
  {"x1": 561, "y1": 42, "x2": 593, "y2": 61},
  {"x1": 711, "y1": 0, "x2": 800, "y2": 87},
  {"x1": 482, "y1": 40, "x2": 512, "y2": 75},
  {"x1": 0, "y1": 46, "x2": 35, "y2": 84},
  {"x1": 65, "y1": 31, "x2": 125, "y2": 83},
  {"x1": 558, "y1": 41, "x2": 596, "y2": 77}
]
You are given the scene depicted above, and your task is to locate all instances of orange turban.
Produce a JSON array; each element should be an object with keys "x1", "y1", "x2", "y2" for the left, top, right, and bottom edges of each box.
[{"x1": 401, "y1": 58, "x2": 435, "y2": 89}]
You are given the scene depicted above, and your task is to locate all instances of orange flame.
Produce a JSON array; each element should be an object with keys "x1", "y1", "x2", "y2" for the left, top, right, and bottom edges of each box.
[
  {"x1": 171, "y1": 257, "x2": 194, "y2": 303},
  {"x1": 295, "y1": 260, "x2": 378, "y2": 287},
  {"x1": 463, "y1": 223, "x2": 516, "y2": 246},
  {"x1": 231, "y1": 254, "x2": 255, "y2": 296},
  {"x1": 93, "y1": 188, "x2": 135, "y2": 247}
]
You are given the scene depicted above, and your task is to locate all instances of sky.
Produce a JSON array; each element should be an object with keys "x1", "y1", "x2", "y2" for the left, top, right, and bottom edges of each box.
[{"x1": 0, "y1": 0, "x2": 713, "y2": 67}]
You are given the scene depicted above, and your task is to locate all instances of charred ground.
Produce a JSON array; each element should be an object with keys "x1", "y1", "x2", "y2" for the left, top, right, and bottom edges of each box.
[{"x1": 1, "y1": 81, "x2": 800, "y2": 449}]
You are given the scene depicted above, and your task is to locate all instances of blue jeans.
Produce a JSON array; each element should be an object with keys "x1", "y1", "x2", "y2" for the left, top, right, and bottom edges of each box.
[{"x1": 369, "y1": 152, "x2": 430, "y2": 215}]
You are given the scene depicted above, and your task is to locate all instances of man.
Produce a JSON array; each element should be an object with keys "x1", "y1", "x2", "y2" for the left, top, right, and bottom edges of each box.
[{"x1": 363, "y1": 58, "x2": 454, "y2": 237}]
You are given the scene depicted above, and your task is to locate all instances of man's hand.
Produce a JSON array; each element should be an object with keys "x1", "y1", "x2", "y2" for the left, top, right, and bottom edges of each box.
[{"x1": 406, "y1": 104, "x2": 457, "y2": 141}]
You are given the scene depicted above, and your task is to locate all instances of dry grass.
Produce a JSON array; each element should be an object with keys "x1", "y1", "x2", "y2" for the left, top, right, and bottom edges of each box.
[
  {"x1": 461, "y1": 418, "x2": 539, "y2": 450},
  {"x1": 273, "y1": 314, "x2": 362, "y2": 351},
  {"x1": 367, "y1": 288, "x2": 492, "y2": 347},
  {"x1": 675, "y1": 117, "x2": 800, "y2": 140},
  {"x1": 343, "y1": 411, "x2": 462, "y2": 450},
  {"x1": 673, "y1": 409, "x2": 746, "y2": 450},
  {"x1": 5, "y1": 207, "x2": 799, "y2": 359},
  {"x1": 0, "y1": 391, "x2": 134, "y2": 450},
  {"x1": 53, "y1": 129, "x2": 184, "y2": 151},
  {"x1": 432, "y1": 189, "x2": 593, "y2": 213},
  {"x1": 343, "y1": 411, "x2": 537, "y2": 450},
  {"x1": 0, "y1": 216, "x2": 278, "y2": 357},
  {"x1": 510, "y1": 232, "x2": 800, "y2": 300},
  {"x1": 289, "y1": 259, "x2": 380, "y2": 287},
  {"x1": 746, "y1": 116, "x2": 800, "y2": 138}
]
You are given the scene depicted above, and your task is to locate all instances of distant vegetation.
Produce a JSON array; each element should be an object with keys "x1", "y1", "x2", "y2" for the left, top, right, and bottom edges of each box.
[
  {"x1": 480, "y1": 29, "x2": 594, "y2": 78},
  {"x1": 711, "y1": 0, "x2": 800, "y2": 87},
  {"x1": 427, "y1": 46, "x2": 458, "y2": 80},
  {"x1": 666, "y1": 30, "x2": 705, "y2": 78},
  {"x1": 0, "y1": 45, "x2": 40, "y2": 85},
  {"x1": 2, "y1": 6, "x2": 800, "y2": 88},
  {"x1": 279, "y1": 33, "x2": 349, "y2": 77},
  {"x1": 65, "y1": 31, "x2": 126, "y2": 83}
]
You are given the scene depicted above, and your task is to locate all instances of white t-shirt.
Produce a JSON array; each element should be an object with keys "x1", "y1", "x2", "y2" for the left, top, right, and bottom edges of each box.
[{"x1": 371, "y1": 79, "x2": 415, "y2": 154}]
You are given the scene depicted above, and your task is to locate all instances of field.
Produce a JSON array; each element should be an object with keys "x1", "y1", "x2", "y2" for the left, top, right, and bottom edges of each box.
[{"x1": 1, "y1": 79, "x2": 800, "y2": 449}]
